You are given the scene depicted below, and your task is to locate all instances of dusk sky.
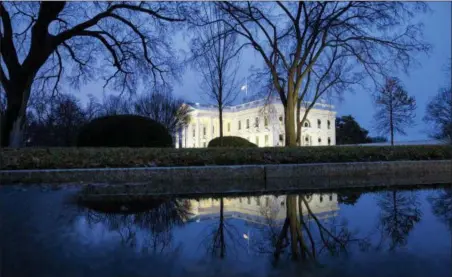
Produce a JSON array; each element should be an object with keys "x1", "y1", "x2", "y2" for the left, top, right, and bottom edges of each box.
[{"x1": 79, "y1": 2, "x2": 451, "y2": 142}]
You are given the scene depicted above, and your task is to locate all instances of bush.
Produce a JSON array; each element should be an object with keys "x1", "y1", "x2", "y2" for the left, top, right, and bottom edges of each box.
[
  {"x1": 1, "y1": 145, "x2": 450, "y2": 170},
  {"x1": 208, "y1": 136, "x2": 258, "y2": 148},
  {"x1": 77, "y1": 114, "x2": 172, "y2": 147}
]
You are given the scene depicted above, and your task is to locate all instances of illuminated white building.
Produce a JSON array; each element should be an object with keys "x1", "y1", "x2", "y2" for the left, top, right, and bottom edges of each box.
[{"x1": 176, "y1": 97, "x2": 336, "y2": 148}]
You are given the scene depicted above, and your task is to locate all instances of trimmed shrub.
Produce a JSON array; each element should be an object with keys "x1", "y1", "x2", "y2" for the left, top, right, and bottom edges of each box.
[
  {"x1": 208, "y1": 136, "x2": 258, "y2": 148},
  {"x1": 1, "y1": 145, "x2": 451, "y2": 170},
  {"x1": 77, "y1": 114, "x2": 172, "y2": 147}
]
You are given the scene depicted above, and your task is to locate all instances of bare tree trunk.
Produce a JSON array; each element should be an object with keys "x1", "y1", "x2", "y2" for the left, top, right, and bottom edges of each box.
[
  {"x1": 219, "y1": 105, "x2": 223, "y2": 146},
  {"x1": 1, "y1": 84, "x2": 32, "y2": 147},
  {"x1": 285, "y1": 95, "x2": 297, "y2": 147},
  {"x1": 389, "y1": 89, "x2": 394, "y2": 146}
]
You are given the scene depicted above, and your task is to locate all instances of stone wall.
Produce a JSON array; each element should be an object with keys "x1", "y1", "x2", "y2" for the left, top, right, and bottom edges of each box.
[{"x1": 1, "y1": 160, "x2": 450, "y2": 194}]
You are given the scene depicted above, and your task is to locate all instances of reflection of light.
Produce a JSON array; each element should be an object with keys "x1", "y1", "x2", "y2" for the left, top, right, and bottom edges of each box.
[
  {"x1": 243, "y1": 234, "x2": 249, "y2": 240},
  {"x1": 196, "y1": 219, "x2": 200, "y2": 223}
]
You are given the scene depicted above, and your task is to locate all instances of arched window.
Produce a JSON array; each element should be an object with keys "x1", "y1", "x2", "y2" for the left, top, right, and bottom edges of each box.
[{"x1": 303, "y1": 119, "x2": 311, "y2": 128}]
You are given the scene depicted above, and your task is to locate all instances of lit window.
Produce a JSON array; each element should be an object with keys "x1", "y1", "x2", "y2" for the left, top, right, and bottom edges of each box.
[
  {"x1": 264, "y1": 116, "x2": 268, "y2": 127},
  {"x1": 238, "y1": 121, "x2": 241, "y2": 130},
  {"x1": 317, "y1": 119, "x2": 321, "y2": 129},
  {"x1": 327, "y1": 120, "x2": 331, "y2": 129},
  {"x1": 328, "y1": 137, "x2": 331, "y2": 145},
  {"x1": 246, "y1": 119, "x2": 250, "y2": 129}
]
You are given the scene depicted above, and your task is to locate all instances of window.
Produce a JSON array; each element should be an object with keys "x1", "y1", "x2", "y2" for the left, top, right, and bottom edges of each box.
[
  {"x1": 238, "y1": 121, "x2": 241, "y2": 130},
  {"x1": 328, "y1": 137, "x2": 331, "y2": 146},
  {"x1": 305, "y1": 137, "x2": 309, "y2": 142},
  {"x1": 246, "y1": 119, "x2": 250, "y2": 129},
  {"x1": 318, "y1": 137, "x2": 322, "y2": 144},
  {"x1": 264, "y1": 116, "x2": 269, "y2": 127},
  {"x1": 320, "y1": 195, "x2": 323, "y2": 203},
  {"x1": 255, "y1": 117, "x2": 259, "y2": 127},
  {"x1": 279, "y1": 134, "x2": 284, "y2": 141},
  {"x1": 203, "y1": 127, "x2": 206, "y2": 136},
  {"x1": 280, "y1": 201, "x2": 285, "y2": 207},
  {"x1": 329, "y1": 195, "x2": 333, "y2": 201},
  {"x1": 265, "y1": 135, "x2": 269, "y2": 146},
  {"x1": 327, "y1": 120, "x2": 331, "y2": 129},
  {"x1": 317, "y1": 119, "x2": 321, "y2": 129},
  {"x1": 192, "y1": 127, "x2": 195, "y2": 138},
  {"x1": 227, "y1": 122, "x2": 231, "y2": 132},
  {"x1": 279, "y1": 115, "x2": 283, "y2": 122},
  {"x1": 256, "y1": 197, "x2": 261, "y2": 206},
  {"x1": 247, "y1": 197, "x2": 251, "y2": 205},
  {"x1": 303, "y1": 120, "x2": 310, "y2": 127},
  {"x1": 256, "y1": 136, "x2": 259, "y2": 146},
  {"x1": 239, "y1": 198, "x2": 242, "y2": 203}
]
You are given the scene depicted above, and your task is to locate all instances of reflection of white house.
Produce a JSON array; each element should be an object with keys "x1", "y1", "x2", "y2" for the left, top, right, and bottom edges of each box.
[
  {"x1": 188, "y1": 194, "x2": 339, "y2": 225},
  {"x1": 176, "y1": 97, "x2": 336, "y2": 148}
]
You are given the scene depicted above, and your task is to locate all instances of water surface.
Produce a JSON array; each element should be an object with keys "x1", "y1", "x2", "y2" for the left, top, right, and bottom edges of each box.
[{"x1": 1, "y1": 185, "x2": 452, "y2": 277}]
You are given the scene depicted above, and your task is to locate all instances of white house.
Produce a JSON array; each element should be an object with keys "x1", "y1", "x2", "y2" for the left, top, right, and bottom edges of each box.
[{"x1": 176, "y1": 97, "x2": 336, "y2": 148}]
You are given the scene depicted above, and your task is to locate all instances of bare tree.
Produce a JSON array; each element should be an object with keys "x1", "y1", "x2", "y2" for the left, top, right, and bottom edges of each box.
[
  {"x1": 190, "y1": 3, "x2": 242, "y2": 146},
  {"x1": 26, "y1": 93, "x2": 87, "y2": 146},
  {"x1": 134, "y1": 91, "x2": 191, "y2": 135},
  {"x1": 374, "y1": 77, "x2": 416, "y2": 145},
  {"x1": 0, "y1": 2, "x2": 187, "y2": 146},
  {"x1": 213, "y1": 1, "x2": 429, "y2": 146},
  {"x1": 424, "y1": 61, "x2": 452, "y2": 143},
  {"x1": 98, "y1": 93, "x2": 134, "y2": 116}
]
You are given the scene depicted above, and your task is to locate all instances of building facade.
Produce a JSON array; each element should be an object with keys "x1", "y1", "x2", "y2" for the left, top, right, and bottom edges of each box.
[{"x1": 177, "y1": 97, "x2": 336, "y2": 148}]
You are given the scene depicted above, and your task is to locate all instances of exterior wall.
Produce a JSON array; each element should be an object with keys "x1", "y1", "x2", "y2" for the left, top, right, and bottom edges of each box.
[{"x1": 179, "y1": 99, "x2": 336, "y2": 148}]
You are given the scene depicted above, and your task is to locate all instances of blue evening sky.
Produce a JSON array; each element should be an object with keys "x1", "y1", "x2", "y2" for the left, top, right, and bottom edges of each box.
[{"x1": 78, "y1": 2, "x2": 451, "y2": 141}]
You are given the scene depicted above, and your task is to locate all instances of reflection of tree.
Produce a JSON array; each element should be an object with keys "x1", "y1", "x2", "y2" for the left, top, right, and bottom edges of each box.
[
  {"x1": 429, "y1": 189, "x2": 452, "y2": 228},
  {"x1": 377, "y1": 191, "x2": 422, "y2": 250},
  {"x1": 78, "y1": 197, "x2": 191, "y2": 253},
  {"x1": 201, "y1": 197, "x2": 242, "y2": 259},
  {"x1": 259, "y1": 194, "x2": 364, "y2": 263}
]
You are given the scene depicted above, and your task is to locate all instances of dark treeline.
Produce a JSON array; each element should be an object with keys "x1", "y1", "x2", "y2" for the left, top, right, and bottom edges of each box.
[{"x1": 23, "y1": 91, "x2": 190, "y2": 147}]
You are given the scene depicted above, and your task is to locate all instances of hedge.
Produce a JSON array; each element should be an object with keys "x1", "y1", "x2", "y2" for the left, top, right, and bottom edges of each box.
[
  {"x1": 208, "y1": 136, "x2": 258, "y2": 148},
  {"x1": 1, "y1": 145, "x2": 450, "y2": 170}
]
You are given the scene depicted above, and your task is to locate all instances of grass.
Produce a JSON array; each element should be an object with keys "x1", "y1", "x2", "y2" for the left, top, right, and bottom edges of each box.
[{"x1": 1, "y1": 145, "x2": 451, "y2": 170}]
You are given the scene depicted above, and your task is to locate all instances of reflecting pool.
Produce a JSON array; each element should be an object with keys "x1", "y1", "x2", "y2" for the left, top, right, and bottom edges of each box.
[{"x1": 1, "y1": 185, "x2": 452, "y2": 277}]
